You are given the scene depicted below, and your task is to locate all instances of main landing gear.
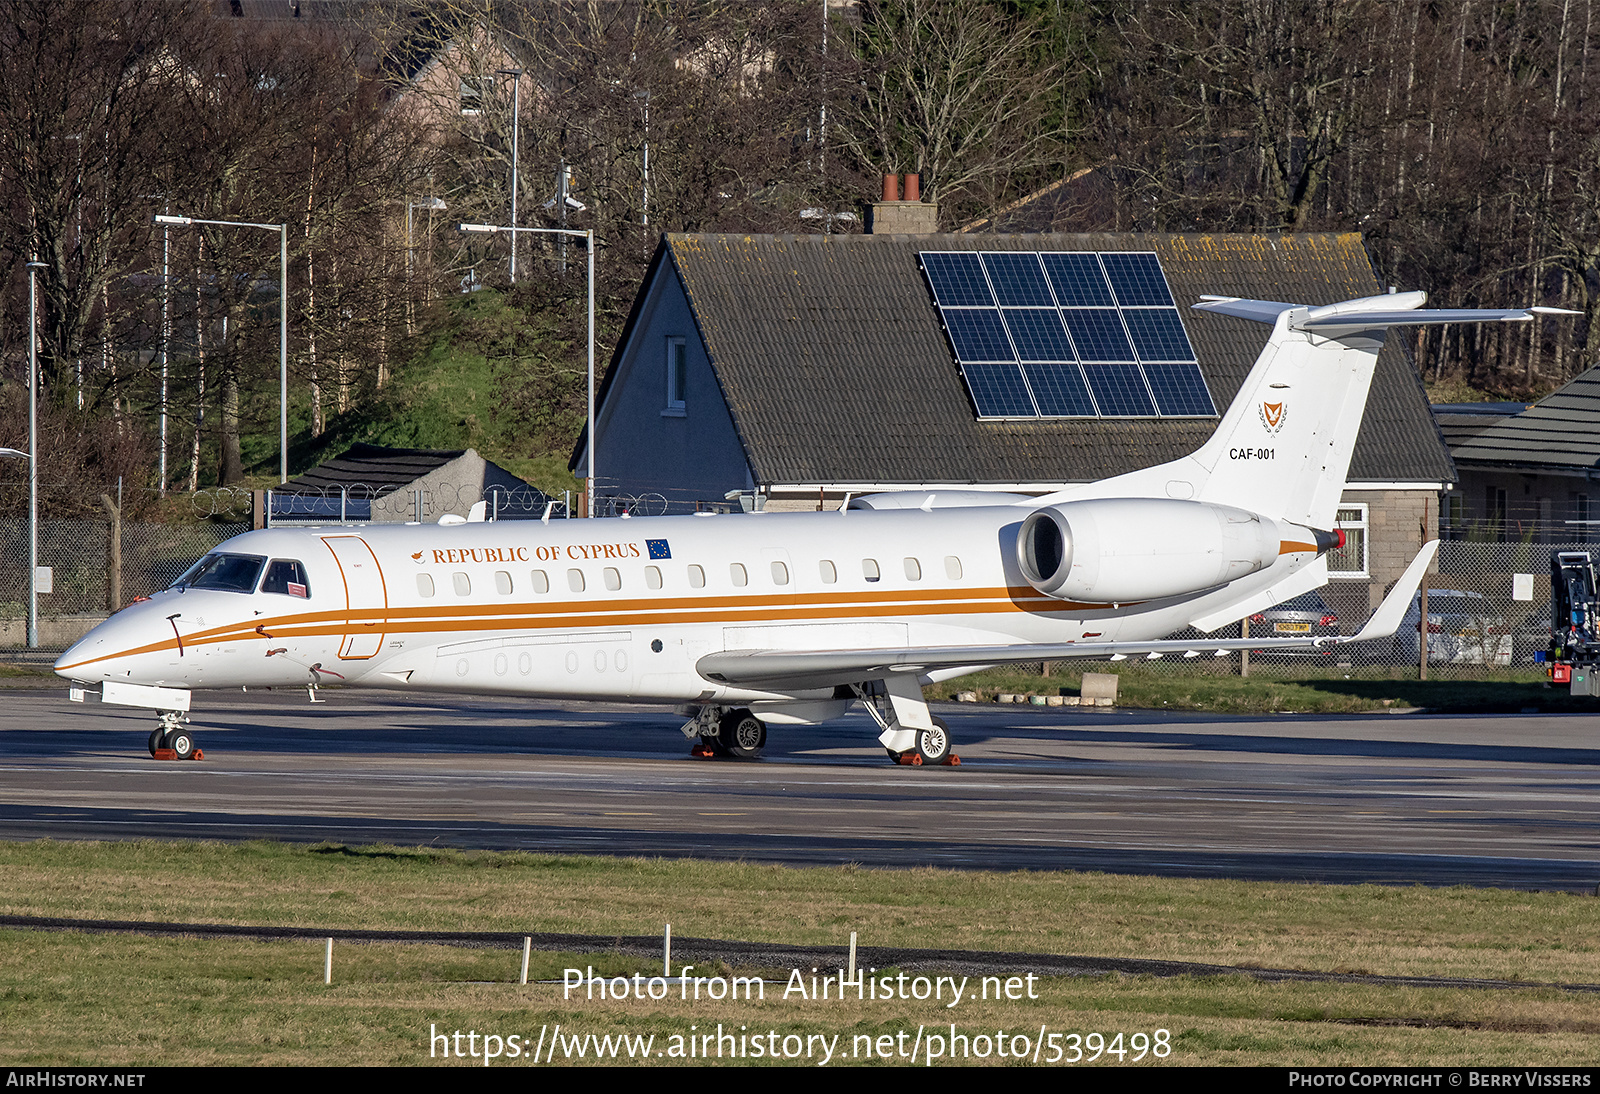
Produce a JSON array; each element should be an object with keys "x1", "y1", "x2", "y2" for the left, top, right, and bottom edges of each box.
[
  {"x1": 855, "y1": 679, "x2": 961, "y2": 767},
  {"x1": 146, "y1": 710, "x2": 202, "y2": 761},
  {"x1": 681, "y1": 706, "x2": 768, "y2": 760}
]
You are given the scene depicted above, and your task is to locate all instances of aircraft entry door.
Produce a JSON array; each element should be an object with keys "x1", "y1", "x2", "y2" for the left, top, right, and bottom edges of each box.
[{"x1": 322, "y1": 536, "x2": 388, "y2": 659}]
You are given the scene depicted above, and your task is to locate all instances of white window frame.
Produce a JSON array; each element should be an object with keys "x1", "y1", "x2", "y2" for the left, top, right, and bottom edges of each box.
[
  {"x1": 459, "y1": 76, "x2": 491, "y2": 116},
  {"x1": 663, "y1": 336, "x2": 687, "y2": 416},
  {"x1": 1328, "y1": 503, "x2": 1369, "y2": 579}
]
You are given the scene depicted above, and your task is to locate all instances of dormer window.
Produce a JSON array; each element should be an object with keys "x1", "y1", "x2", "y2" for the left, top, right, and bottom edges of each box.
[
  {"x1": 664, "y1": 336, "x2": 687, "y2": 414},
  {"x1": 460, "y1": 77, "x2": 490, "y2": 115}
]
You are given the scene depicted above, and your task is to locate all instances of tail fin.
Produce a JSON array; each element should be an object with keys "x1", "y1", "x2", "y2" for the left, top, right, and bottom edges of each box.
[{"x1": 1059, "y1": 292, "x2": 1568, "y2": 529}]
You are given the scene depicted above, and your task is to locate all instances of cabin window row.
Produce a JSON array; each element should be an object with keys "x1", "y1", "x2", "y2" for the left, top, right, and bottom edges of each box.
[{"x1": 413, "y1": 556, "x2": 965, "y2": 598}]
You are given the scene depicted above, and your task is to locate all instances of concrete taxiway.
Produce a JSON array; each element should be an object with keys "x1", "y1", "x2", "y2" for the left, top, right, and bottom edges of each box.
[{"x1": 1, "y1": 687, "x2": 1597, "y2": 889}]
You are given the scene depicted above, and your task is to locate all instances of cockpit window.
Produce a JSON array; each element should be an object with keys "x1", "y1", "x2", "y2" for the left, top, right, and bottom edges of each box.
[
  {"x1": 260, "y1": 559, "x2": 311, "y2": 598},
  {"x1": 172, "y1": 553, "x2": 266, "y2": 593}
]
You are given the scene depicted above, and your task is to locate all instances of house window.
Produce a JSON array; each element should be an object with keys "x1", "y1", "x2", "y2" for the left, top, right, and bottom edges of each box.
[
  {"x1": 1441, "y1": 493, "x2": 1463, "y2": 539},
  {"x1": 1328, "y1": 505, "x2": 1368, "y2": 578},
  {"x1": 459, "y1": 76, "x2": 491, "y2": 115},
  {"x1": 664, "y1": 337, "x2": 687, "y2": 414}
]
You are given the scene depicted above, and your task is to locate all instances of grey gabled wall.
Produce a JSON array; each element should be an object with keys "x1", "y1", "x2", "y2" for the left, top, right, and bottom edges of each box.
[{"x1": 591, "y1": 259, "x2": 752, "y2": 513}]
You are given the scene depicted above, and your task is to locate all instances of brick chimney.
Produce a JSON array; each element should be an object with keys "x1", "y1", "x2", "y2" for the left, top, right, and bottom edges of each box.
[{"x1": 869, "y1": 173, "x2": 938, "y2": 235}]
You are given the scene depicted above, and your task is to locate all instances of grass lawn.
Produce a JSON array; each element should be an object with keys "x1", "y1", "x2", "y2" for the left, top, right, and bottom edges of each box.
[{"x1": 1, "y1": 841, "x2": 1597, "y2": 1066}]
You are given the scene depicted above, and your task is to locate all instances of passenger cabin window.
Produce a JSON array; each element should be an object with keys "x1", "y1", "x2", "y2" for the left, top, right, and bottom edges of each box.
[
  {"x1": 904, "y1": 557, "x2": 921, "y2": 581},
  {"x1": 494, "y1": 571, "x2": 513, "y2": 595},
  {"x1": 688, "y1": 564, "x2": 706, "y2": 589},
  {"x1": 531, "y1": 569, "x2": 550, "y2": 594},
  {"x1": 260, "y1": 559, "x2": 311, "y2": 598},
  {"x1": 416, "y1": 574, "x2": 435, "y2": 598},
  {"x1": 604, "y1": 567, "x2": 622, "y2": 591},
  {"x1": 452, "y1": 572, "x2": 471, "y2": 596},
  {"x1": 730, "y1": 563, "x2": 748, "y2": 587},
  {"x1": 819, "y1": 560, "x2": 837, "y2": 584},
  {"x1": 862, "y1": 559, "x2": 881, "y2": 583},
  {"x1": 172, "y1": 553, "x2": 265, "y2": 593},
  {"x1": 945, "y1": 556, "x2": 963, "y2": 580},
  {"x1": 771, "y1": 561, "x2": 789, "y2": 585},
  {"x1": 645, "y1": 565, "x2": 663, "y2": 590},
  {"x1": 568, "y1": 568, "x2": 586, "y2": 593}
]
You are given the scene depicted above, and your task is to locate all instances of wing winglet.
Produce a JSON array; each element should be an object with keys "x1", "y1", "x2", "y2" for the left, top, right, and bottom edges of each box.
[{"x1": 1349, "y1": 540, "x2": 1440, "y2": 643}]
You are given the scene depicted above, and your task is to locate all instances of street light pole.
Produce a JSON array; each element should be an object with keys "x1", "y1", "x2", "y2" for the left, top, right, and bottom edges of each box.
[
  {"x1": 458, "y1": 222, "x2": 596, "y2": 517},
  {"x1": 405, "y1": 197, "x2": 447, "y2": 335},
  {"x1": 155, "y1": 214, "x2": 290, "y2": 483},
  {"x1": 498, "y1": 68, "x2": 523, "y2": 284},
  {"x1": 26, "y1": 259, "x2": 45, "y2": 647}
]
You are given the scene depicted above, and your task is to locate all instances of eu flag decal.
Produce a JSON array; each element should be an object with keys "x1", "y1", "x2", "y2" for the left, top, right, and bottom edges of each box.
[{"x1": 646, "y1": 539, "x2": 672, "y2": 560}]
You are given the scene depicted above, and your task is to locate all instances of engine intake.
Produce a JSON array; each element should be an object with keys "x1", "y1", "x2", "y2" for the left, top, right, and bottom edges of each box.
[{"x1": 1017, "y1": 498, "x2": 1284, "y2": 603}]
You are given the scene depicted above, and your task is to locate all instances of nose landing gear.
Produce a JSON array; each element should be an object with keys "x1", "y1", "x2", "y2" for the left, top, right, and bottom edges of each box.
[{"x1": 147, "y1": 710, "x2": 202, "y2": 761}]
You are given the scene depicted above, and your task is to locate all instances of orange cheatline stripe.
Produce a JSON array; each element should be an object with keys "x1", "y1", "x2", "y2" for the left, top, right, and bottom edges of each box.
[
  {"x1": 55, "y1": 583, "x2": 1115, "y2": 672},
  {"x1": 1279, "y1": 541, "x2": 1316, "y2": 555}
]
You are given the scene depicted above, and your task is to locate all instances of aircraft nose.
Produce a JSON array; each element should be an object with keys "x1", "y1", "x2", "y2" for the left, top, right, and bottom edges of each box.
[{"x1": 54, "y1": 609, "x2": 149, "y2": 680}]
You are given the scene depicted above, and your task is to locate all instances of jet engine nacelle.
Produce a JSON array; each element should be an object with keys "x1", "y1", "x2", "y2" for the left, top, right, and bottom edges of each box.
[{"x1": 1017, "y1": 498, "x2": 1283, "y2": 604}]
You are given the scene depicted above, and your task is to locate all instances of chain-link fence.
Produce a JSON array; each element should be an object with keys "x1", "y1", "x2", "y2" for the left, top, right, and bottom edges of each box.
[
  {"x1": 0, "y1": 518, "x2": 249, "y2": 646},
  {"x1": 2, "y1": 508, "x2": 1577, "y2": 679},
  {"x1": 1048, "y1": 539, "x2": 1576, "y2": 680}
]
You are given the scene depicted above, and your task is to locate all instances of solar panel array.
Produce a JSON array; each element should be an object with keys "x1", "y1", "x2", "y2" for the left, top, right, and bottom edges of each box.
[{"x1": 920, "y1": 251, "x2": 1217, "y2": 420}]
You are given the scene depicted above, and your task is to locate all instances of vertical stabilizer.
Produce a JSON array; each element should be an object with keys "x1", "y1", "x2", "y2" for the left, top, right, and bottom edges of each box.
[
  {"x1": 1050, "y1": 293, "x2": 1562, "y2": 530},
  {"x1": 1188, "y1": 307, "x2": 1386, "y2": 529}
]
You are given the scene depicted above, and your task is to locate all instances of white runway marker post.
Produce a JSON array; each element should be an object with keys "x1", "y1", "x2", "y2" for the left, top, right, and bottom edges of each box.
[
  {"x1": 849, "y1": 932, "x2": 857, "y2": 980},
  {"x1": 521, "y1": 937, "x2": 531, "y2": 985},
  {"x1": 324, "y1": 937, "x2": 332, "y2": 985},
  {"x1": 663, "y1": 923, "x2": 671, "y2": 977}
]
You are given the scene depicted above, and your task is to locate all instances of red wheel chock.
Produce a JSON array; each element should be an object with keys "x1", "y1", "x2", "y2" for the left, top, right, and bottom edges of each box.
[
  {"x1": 892, "y1": 751, "x2": 962, "y2": 767},
  {"x1": 151, "y1": 748, "x2": 204, "y2": 762}
]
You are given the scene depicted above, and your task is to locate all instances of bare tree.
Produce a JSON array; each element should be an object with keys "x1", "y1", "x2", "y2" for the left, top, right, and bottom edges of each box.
[{"x1": 830, "y1": 0, "x2": 1069, "y2": 225}]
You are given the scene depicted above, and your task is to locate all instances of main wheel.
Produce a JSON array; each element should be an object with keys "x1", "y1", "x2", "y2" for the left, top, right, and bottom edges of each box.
[
  {"x1": 165, "y1": 728, "x2": 196, "y2": 760},
  {"x1": 915, "y1": 716, "x2": 952, "y2": 765},
  {"x1": 718, "y1": 709, "x2": 766, "y2": 760},
  {"x1": 147, "y1": 728, "x2": 163, "y2": 757}
]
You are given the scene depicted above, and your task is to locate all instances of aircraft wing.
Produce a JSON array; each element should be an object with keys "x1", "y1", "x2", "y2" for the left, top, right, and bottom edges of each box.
[{"x1": 698, "y1": 543, "x2": 1439, "y2": 692}]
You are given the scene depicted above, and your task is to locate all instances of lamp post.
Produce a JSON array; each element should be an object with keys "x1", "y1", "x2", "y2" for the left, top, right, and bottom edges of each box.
[
  {"x1": 497, "y1": 67, "x2": 523, "y2": 283},
  {"x1": 3, "y1": 260, "x2": 48, "y2": 646},
  {"x1": 458, "y1": 222, "x2": 595, "y2": 518},
  {"x1": 405, "y1": 197, "x2": 447, "y2": 333},
  {"x1": 154, "y1": 214, "x2": 290, "y2": 484}
]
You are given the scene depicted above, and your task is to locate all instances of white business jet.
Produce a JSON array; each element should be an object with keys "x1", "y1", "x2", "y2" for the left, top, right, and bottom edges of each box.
[{"x1": 54, "y1": 291, "x2": 1571, "y2": 763}]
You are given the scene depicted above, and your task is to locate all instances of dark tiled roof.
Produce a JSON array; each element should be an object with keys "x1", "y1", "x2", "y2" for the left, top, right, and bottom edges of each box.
[
  {"x1": 653, "y1": 231, "x2": 1455, "y2": 486},
  {"x1": 1430, "y1": 402, "x2": 1532, "y2": 449},
  {"x1": 1449, "y1": 368, "x2": 1600, "y2": 471},
  {"x1": 282, "y1": 444, "x2": 466, "y2": 494}
]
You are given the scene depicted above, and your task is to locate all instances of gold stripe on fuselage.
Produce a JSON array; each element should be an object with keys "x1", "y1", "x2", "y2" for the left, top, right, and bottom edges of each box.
[{"x1": 57, "y1": 584, "x2": 1127, "y2": 671}]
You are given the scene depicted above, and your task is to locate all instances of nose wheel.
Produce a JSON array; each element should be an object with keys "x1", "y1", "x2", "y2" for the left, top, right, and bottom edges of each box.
[{"x1": 148, "y1": 712, "x2": 202, "y2": 760}]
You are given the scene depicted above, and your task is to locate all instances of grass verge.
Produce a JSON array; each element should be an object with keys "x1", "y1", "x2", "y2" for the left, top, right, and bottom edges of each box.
[
  {"x1": 2, "y1": 841, "x2": 1597, "y2": 1065},
  {"x1": 925, "y1": 665, "x2": 1587, "y2": 715}
]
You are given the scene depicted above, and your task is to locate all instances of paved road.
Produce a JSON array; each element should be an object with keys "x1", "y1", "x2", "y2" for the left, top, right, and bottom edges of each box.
[{"x1": 2, "y1": 686, "x2": 1598, "y2": 889}]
